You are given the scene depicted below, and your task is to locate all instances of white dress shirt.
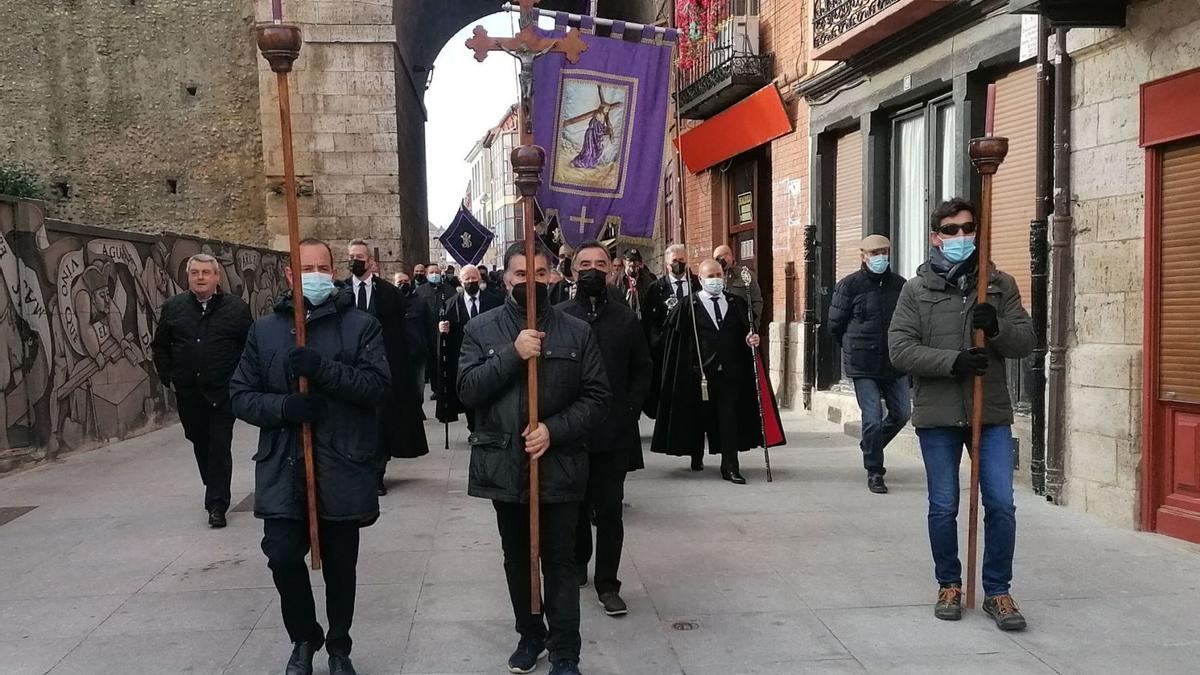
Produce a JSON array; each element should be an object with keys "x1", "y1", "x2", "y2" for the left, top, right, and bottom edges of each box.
[
  {"x1": 352, "y1": 275, "x2": 373, "y2": 309},
  {"x1": 700, "y1": 290, "x2": 729, "y2": 328},
  {"x1": 464, "y1": 292, "x2": 481, "y2": 319},
  {"x1": 668, "y1": 273, "x2": 691, "y2": 298}
]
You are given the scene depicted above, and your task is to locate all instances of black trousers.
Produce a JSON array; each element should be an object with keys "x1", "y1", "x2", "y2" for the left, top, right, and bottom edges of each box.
[
  {"x1": 494, "y1": 500, "x2": 581, "y2": 663},
  {"x1": 261, "y1": 518, "x2": 361, "y2": 656},
  {"x1": 700, "y1": 374, "x2": 742, "y2": 470},
  {"x1": 175, "y1": 389, "x2": 234, "y2": 513},
  {"x1": 575, "y1": 452, "x2": 626, "y2": 595}
]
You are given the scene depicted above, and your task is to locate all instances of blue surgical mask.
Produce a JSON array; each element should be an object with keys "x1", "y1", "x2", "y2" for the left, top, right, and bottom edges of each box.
[
  {"x1": 428, "y1": 273, "x2": 443, "y2": 285},
  {"x1": 701, "y1": 278, "x2": 725, "y2": 296},
  {"x1": 939, "y1": 235, "x2": 976, "y2": 264},
  {"x1": 301, "y1": 272, "x2": 335, "y2": 306},
  {"x1": 866, "y1": 255, "x2": 889, "y2": 274}
]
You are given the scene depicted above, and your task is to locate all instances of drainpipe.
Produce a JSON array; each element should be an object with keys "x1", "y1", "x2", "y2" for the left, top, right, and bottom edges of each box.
[
  {"x1": 802, "y1": 216, "x2": 818, "y2": 410},
  {"x1": 1028, "y1": 16, "x2": 1053, "y2": 496},
  {"x1": 1045, "y1": 27, "x2": 1073, "y2": 504}
]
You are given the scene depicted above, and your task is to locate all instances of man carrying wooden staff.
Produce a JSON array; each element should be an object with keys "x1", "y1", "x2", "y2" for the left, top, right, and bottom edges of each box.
[
  {"x1": 458, "y1": 241, "x2": 609, "y2": 675},
  {"x1": 231, "y1": 238, "x2": 391, "y2": 675},
  {"x1": 889, "y1": 197, "x2": 1034, "y2": 631}
]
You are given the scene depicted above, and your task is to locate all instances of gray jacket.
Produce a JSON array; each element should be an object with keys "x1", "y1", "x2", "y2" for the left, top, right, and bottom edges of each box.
[
  {"x1": 458, "y1": 299, "x2": 610, "y2": 504},
  {"x1": 888, "y1": 262, "x2": 1034, "y2": 429}
]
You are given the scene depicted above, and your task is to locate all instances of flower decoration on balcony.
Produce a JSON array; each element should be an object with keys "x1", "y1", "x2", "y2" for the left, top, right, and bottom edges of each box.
[{"x1": 675, "y1": 0, "x2": 721, "y2": 70}]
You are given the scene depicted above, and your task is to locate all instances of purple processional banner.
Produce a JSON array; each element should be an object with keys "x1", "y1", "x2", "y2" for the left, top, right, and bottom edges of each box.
[{"x1": 534, "y1": 16, "x2": 678, "y2": 247}]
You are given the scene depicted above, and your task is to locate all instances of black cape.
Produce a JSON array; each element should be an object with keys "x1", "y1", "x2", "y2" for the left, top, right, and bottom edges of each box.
[
  {"x1": 650, "y1": 293, "x2": 762, "y2": 456},
  {"x1": 435, "y1": 290, "x2": 504, "y2": 423}
]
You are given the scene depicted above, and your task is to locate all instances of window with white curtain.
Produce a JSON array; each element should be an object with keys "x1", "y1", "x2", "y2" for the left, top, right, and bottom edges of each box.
[{"x1": 891, "y1": 97, "x2": 957, "y2": 278}]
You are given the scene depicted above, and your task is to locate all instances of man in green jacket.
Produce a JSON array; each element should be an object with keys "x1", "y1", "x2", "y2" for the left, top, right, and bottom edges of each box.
[{"x1": 888, "y1": 198, "x2": 1034, "y2": 632}]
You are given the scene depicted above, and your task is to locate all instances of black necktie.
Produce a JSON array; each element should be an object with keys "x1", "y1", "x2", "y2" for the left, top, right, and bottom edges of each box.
[
  {"x1": 356, "y1": 281, "x2": 367, "y2": 311},
  {"x1": 675, "y1": 280, "x2": 684, "y2": 299},
  {"x1": 469, "y1": 296, "x2": 478, "y2": 319},
  {"x1": 712, "y1": 296, "x2": 723, "y2": 327}
]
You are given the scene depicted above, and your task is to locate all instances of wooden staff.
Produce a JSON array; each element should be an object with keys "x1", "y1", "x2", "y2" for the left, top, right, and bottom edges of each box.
[
  {"x1": 257, "y1": 15, "x2": 321, "y2": 570},
  {"x1": 965, "y1": 84, "x2": 1008, "y2": 608}
]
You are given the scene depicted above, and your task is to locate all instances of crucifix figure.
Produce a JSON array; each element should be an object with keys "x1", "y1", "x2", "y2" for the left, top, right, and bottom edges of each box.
[
  {"x1": 464, "y1": 0, "x2": 588, "y2": 616},
  {"x1": 569, "y1": 205, "x2": 595, "y2": 234}
]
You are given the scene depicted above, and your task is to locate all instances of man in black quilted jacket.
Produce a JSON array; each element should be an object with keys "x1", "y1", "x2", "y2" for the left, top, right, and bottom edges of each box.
[
  {"x1": 151, "y1": 253, "x2": 252, "y2": 528},
  {"x1": 458, "y1": 241, "x2": 609, "y2": 675},
  {"x1": 828, "y1": 234, "x2": 910, "y2": 494}
]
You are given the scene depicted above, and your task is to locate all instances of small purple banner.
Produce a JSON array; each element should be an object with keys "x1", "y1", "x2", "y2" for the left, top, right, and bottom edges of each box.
[{"x1": 534, "y1": 18, "x2": 677, "y2": 247}]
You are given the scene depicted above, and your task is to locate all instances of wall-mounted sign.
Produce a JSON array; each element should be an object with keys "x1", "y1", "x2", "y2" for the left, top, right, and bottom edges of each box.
[
  {"x1": 737, "y1": 192, "x2": 753, "y2": 224},
  {"x1": 739, "y1": 238, "x2": 755, "y2": 260}
]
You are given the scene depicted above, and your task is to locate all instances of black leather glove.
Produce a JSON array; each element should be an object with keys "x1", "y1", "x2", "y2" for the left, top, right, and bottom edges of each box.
[
  {"x1": 952, "y1": 348, "x2": 989, "y2": 377},
  {"x1": 282, "y1": 393, "x2": 326, "y2": 424},
  {"x1": 288, "y1": 346, "x2": 323, "y2": 379},
  {"x1": 972, "y1": 303, "x2": 1000, "y2": 338}
]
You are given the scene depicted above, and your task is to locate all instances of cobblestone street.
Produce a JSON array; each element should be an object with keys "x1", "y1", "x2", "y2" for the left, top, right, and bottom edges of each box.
[{"x1": 3, "y1": 406, "x2": 1199, "y2": 674}]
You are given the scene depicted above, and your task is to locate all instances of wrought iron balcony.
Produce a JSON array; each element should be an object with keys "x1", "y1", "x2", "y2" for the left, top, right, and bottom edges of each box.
[
  {"x1": 675, "y1": 1, "x2": 772, "y2": 120},
  {"x1": 812, "y1": 0, "x2": 954, "y2": 61}
]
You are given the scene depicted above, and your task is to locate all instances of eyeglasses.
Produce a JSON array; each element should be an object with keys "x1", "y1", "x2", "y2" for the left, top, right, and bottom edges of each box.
[{"x1": 935, "y1": 221, "x2": 978, "y2": 237}]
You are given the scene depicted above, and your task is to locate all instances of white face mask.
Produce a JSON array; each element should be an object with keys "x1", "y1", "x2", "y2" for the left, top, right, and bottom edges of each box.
[{"x1": 701, "y1": 278, "x2": 725, "y2": 296}]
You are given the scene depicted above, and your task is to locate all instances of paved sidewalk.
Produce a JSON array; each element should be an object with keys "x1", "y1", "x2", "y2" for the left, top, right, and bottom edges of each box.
[{"x1": 2, "y1": 404, "x2": 1200, "y2": 674}]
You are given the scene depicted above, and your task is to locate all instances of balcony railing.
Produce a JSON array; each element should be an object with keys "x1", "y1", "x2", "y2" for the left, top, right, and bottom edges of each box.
[
  {"x1": 676, "y1": 0, "x2": 772, "y2": 120},
  {"x1": 811, "y1": 0, "x2": 954, "y2": 61}
]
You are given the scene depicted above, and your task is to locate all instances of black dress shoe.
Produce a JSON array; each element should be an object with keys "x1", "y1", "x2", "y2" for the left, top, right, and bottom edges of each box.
[
  {"x1": 328, "y1": 653, "x2": 358, "y2": 675},
  {"x1": 376, "y1": 478, "x2": 388, "y2": 496},
  {"x1": 867, "y1": 474, "x2": 889, "y2": 494},
  {"x1": 721, "y1": 469, "x2": 747, "y2": 485},
  {"x1": 208, "y1": 511, "x2": 227, "y2": 528},
  {"x1": 285, "y1": 642, "x2": 318, "y2": 675},
  {"x1": 690, "y1": 456, "x2": 704, "y2": 471}
]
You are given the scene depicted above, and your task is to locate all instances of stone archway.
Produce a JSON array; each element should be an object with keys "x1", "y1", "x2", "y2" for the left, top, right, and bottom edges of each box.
[{"x1": 257, "y1": 0, "x2": 665, "y2": 269}]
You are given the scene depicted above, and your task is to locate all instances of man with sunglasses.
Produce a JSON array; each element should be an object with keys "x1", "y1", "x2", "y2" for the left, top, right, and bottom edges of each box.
[
  {"x1": 829, "y1": 234, "x2": 909, "y2": 494},
  {"x1": 889, "y1": 198, "x2": 1034, "y2": 632}
]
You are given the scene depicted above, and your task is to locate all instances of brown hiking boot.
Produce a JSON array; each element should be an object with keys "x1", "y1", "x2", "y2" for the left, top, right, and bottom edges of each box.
[
  {"x1": 934, "y1": 584, "x2": 963, "y2": 621},
  {"x1": 983, "y1": 594, "x2": 1027, "y2": 631}
]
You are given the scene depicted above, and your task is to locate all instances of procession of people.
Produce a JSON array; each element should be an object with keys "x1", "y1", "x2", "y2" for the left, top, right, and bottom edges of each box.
[{"x1": 148, "y1": 194, "x2": 1030, "y2": 674}]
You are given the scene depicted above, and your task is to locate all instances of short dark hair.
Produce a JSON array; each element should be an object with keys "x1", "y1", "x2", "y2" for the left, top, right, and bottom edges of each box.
[
  {"x1": 503, "y1": 241, "x2": 552, "y2": 271},
  {"x1": 297, "y1": 238, "x2": 333, "y2": 265},
  {"x1": 929, "y1": 198, "x2": 978, "y2": 231},
  {"x1": 574, "y1": 239, "x2": 610, "y2": 260},
  {"x1": 445, "y1": 265, "x2": 456, "y2": 273}
]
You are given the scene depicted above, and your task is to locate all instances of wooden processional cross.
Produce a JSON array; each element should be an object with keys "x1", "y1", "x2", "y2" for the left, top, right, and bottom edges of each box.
[{"x1": 465, "y1": 0, "x2": 588, "y2": 615}]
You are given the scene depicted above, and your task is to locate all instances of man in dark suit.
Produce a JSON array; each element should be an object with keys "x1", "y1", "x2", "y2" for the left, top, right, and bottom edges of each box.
[
  {"x1": 346, "y1": 240, "x2": 428, "y2": 496},
  {"x1": 436, "y1": 264, "x2": 503, "y2": 431},
  {"x1": 559, "y1": 241, "x2": 651, "y2": 617},
  {"x1": 640, "y1": 244, "x2": 701, "y2": 440},
  {"x1": 415, "y1": 263, "x2": 456, "y2": 398},
  {"x1": 651, "y1": 258, "x2": 762, "y2": 483}
]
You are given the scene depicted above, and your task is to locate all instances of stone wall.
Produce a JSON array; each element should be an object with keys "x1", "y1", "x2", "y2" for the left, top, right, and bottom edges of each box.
[
  {"x1": 0, "y1": 0, "x2": 267, "y2": 246},
  {"x1": 0, "y1": 196, "x2": 288, "y2": 471},
  {"x1": 1061, "y1": 0, "x2": 1200, "y2": 526}
]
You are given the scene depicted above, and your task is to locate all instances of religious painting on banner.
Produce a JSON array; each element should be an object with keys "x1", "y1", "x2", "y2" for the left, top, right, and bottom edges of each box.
[
  {"x1": 534, "y1": 16, "x2": 677, "y2": 247},
  {"x1": 439, "y1": 205, "x2": 494, "y2": 266}
]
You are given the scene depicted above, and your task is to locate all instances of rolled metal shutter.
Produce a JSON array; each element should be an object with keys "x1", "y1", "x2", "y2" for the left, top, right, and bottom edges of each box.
[
  {"x1": 835, "y1": 130, "x2": 864, "y2": 282},
  {"x1": 1159, "y1": 139, "x2": 1200, "y2": 403},
  {"x1": 990, "y1": 65, "x2": 1037, "y2": 302}
]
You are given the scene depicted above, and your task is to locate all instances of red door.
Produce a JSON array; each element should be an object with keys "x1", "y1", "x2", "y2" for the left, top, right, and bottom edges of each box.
[{"x1": 1141, "y1": 68, "x2": 1200, "y2": 543}]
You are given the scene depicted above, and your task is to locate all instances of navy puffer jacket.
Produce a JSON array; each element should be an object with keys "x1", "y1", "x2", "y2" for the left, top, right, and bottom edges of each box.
[{"x1": 230, "y1": 289, "x2": 390, "y2": 522}]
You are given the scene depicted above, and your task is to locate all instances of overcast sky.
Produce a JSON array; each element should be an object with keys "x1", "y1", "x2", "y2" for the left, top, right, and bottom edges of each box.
[{"x1": 424, "y1": 13, "x2": 521, "y2": 229}]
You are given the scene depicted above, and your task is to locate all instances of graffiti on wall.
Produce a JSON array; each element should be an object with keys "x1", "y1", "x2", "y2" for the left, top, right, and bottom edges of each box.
[{"x1": 0, "y1": 198, "x2": 288, "y2": 457}]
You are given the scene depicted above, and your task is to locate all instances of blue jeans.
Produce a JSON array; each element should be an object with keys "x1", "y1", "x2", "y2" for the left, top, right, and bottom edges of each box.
[
  {"x1": 916, "y1": 425, "x2": 1017, "y2": 597},
  {"x1": 852, "y1": 377, "x2": 911, "y2": 476}
]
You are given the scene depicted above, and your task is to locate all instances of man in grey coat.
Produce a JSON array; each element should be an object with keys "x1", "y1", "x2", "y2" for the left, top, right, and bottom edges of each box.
[
  {"x1": 458, "y1": 241, "x2": 610, "y2": 675},
  {"x1": 889, "y1": 198, "x2": 1034, "y2": 633}
]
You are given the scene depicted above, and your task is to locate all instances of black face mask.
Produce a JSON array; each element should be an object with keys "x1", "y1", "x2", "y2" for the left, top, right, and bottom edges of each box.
[
  {"x1": 464, "y1": 281, "x2": 480, "y2": 295},
  {"x1": 414, "y1": 273, "x2": 427, "y2": 285},
  {"x1": 718, "y1": 257, "x2": 729, "y2": 270},
  {"x1": 559, "y1": 258, "x2": 573, "y2": 279},
  {"x1": 399, "y1": 283, "x2": 414, "y2": 297},
  {"x1": 511, "y1": 282, "x2": 549, "y2": 311},
  {"x1": 577, "y1": 269, "x2": 607, "y2": 298},
  {"x1": 670, "y1": 261, "x2": 686, "y2": 276},
  {"x1": 349, "y1": 259, "x2": 368, "y2": 277}
]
